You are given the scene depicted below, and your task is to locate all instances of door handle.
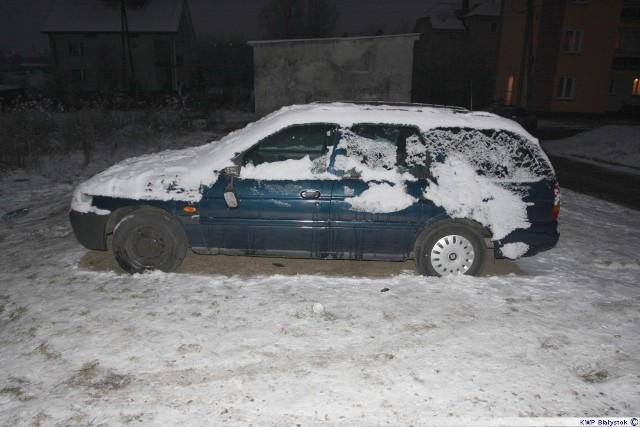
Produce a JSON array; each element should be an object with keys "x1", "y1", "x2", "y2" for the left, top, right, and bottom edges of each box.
[{"x1": 300, "y1": 189, "x2": 321, "y2": 199}]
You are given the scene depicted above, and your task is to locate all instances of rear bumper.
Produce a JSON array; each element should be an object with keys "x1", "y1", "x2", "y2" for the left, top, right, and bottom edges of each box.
[
  {"x1": 69, "y1": 210, "x2": 110, "y2": 250},
  {"x1": 495, "y1": 221, "x2": 559, "y2": 258}
]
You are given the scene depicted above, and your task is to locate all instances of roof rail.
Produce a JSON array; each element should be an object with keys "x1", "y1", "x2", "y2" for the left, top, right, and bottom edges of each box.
[{"x1": 313, "y1": 100, "x2": 469, "y2": 113}]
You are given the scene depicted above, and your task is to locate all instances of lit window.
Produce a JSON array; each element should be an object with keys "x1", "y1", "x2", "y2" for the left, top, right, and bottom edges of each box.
[
  {"x1": 505, "y1": 76, "x2": 514, "y2": 105},
  {"x1": 557, "y1": 77, "x2": 575, "y2": 99},
  {"x1": 564, "y1": 30, "x2": 583, "y2": 53},
  {"x1": 614, "y1": 33, "x2": 624, "y2": 50},
  {"x1": 633, "y1": 78, "x2": 640, "y2": 96},
  {"x1": 68, "y1": 42, "x2": 83, "y2": 57},
  {"x1": 71, "y1": 68, "x2": 87, "y2": 82}
]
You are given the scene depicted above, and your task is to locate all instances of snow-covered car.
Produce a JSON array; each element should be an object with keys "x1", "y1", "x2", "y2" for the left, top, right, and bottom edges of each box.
[{"x1": 69, "y1": 102, "x2": 560, "y2": 276}]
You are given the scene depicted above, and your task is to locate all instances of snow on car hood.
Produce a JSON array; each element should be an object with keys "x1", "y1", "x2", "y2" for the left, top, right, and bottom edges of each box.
[{"x1": 71, "y1": 102, "x2": 535, "y2": 213}]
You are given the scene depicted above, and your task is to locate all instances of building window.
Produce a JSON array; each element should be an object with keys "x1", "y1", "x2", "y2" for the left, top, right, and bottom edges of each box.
[
  {"x1": 557, "y1": 77, "x2": 576, "y2": 99},
  {"x1": 614, "y1": 33, "x2": 624, "y2": 50},
  {"x1": 633, "y1": 78, "x2": 640, "y2": 96},
  {"x1": 564, "y1": 30, "x2": 583, "y2": 53},
  {"x1": 609, "y1": 79, "x2": 616, "y2": 95},
  {"x1": 155, "y1": 40, "x2": 171, "y2": 65},
  {"x1": 71, "y1": 68, "x2": 87, "y2": 82},
  {"x1": 621, "y1": 0, "x2": 640, "y2": 19},
  {"x1": 505, "y1": 76, "x2": 514, "y2": 105},
  {"x1": 490, "y1": 22, "x2": 498, "y2": 33},
  {"x1": 68, "y1": 42, "x2": 83, "y2": 56}
]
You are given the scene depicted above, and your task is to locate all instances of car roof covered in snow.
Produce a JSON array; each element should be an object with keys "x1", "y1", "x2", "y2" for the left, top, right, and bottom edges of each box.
[{"x1": 72, "y1": 102, "x2": 536, "y2": 210}]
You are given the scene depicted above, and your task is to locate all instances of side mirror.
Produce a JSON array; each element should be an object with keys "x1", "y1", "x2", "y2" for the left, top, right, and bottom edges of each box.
[
  {"x1": 223, "y1": 178, "x2": 239, "y2": 209},
  {"x1": 224, "y1": 190, "x2": 238, "y2": 209},
  {"x1": 222, "y1": 165, "x2": 240, "y2": 177}
]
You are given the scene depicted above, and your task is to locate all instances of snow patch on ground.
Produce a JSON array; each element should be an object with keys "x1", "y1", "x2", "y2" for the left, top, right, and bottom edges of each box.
[
  {"x1": 2, "y1": 122, "x2": 639, "y2": 425},
  {"x1": 542, "y1": 125, "x2": 640, "y2": 171}
]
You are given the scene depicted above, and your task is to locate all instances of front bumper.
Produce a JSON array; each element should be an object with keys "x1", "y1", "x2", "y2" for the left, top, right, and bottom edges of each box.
[{"x1": 69, "y1": 210, "x2": 110, "y2": 250}]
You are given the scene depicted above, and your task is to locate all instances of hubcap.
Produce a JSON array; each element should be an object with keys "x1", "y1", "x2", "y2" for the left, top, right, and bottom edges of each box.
[
  {"x1": 429, "y1": 234, "x2": 475, "y2": 275},
  {"x1": 127, "y1": 225, "x2": 171, "y2": 268}
]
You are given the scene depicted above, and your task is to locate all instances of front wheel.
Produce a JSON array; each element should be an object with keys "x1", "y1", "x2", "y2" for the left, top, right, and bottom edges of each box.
[
  {"x1": 415, "y1": 223, "x2": 486, "y2": 277},
  {"x1": 112, "y1": 209, "x2": 187, "y2": 274}
]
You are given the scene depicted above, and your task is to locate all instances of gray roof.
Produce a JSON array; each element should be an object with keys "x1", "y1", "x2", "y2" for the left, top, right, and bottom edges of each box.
[
  {"x1": 426, "y1": 1, "x2": 466, "y2": 31},
  {"x1": 42, "y1": 0, "x2": 186, "y2": 33},
  {"x1": 464, "y1": 0, "x2": 501, "y2": 18}
]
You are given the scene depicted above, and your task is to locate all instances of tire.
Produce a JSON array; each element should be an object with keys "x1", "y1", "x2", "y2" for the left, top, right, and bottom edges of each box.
[
  {"x1": 112, "y1": 208, "x2": 187, "y2": 274},
  {"x1": 415, "y1": 222, "x2": 486, "y2": 277}
]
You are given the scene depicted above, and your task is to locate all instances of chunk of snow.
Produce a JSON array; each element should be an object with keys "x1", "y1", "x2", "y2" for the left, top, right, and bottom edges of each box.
[
  {"x1": 240, "y1": 156, "x2": 336, "y2": 181},
  {"x1": 424, "y1": 155, "x2": 530, "y2": 240},
  {"x1": 500, "y1": 242, "x2": 529, "y2": 259},
  {"x1": 346, "y1": 182, "x2": 417, "y2": 213}
]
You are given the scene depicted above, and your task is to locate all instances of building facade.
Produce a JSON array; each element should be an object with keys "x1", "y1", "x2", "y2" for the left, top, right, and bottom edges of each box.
[
  {"x1": 495, "y1": 0, "x2": 640, "y2": 114},
  {"x1": 249, "y1": 34, "x2": 420, "y2": 115},
  {"x1": 42, "y1": 0, "x2": 196, "y2": 94},
  {"x1": 412, "y1": 0, "x2": 501, "y2": 109}
]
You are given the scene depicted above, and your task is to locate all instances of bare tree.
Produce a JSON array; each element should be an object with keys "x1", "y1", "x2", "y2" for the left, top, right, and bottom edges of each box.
[
  {"x1": 260, "y1": 0, "x2": 338, "y2": 39},
  {"x1": 103, "y1": 0, "x2": 150, "y2": 92},
  {"x1": 304, "y1": 0, "x2": 338, "y2": 38}
]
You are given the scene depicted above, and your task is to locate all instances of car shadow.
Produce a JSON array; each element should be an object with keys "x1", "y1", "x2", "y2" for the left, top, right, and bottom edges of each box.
[{"x1": 78, "y1": 248, "x2": 526, "y2": 278}]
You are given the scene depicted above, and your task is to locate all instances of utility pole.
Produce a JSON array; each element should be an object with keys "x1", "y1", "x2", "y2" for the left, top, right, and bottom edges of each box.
[{"x1": 516, "y1": 0, "x2": 535, "y2": 110}]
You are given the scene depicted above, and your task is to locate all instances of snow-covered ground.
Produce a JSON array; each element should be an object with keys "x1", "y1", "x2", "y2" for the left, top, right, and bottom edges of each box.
[
  {"x1": 542, "y1": 125, "x2": 640, "y2": 174},
  {"x1": 1, "y1": 124, "x2": 639, "y2": 425}
]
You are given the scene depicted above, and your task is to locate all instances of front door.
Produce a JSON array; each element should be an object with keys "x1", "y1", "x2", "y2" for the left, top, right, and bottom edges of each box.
[{"x1": 199, "y1": 124, "x2": 338, "y2": 257}]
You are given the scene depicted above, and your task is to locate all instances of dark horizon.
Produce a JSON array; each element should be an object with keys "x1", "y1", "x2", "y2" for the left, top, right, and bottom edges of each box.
[{"x1": 0, "y1": 0, "x2": 438, "y2": 54}]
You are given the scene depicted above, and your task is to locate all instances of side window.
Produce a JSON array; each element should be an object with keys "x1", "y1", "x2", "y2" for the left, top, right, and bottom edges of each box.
[
  {"x1": 423, "y1": 127, "x2": 551, "y2": 180},
  {"x1": 243, "y1": 124, "x2": 336, "y2": 166},
  {"x1": 336, "y1": 124, "x2": 430, "y2": 178}
]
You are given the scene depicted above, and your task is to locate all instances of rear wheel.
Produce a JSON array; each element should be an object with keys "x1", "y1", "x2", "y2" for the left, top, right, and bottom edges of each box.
[
  {"x1": 415, "y1": 222, "x2": 486, "y2": 277},
  {"x1": 113, "y1": 209, "x2": 187, "y2": 274}
]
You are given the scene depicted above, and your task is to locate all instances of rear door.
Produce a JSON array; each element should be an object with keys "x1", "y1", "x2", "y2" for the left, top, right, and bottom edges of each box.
[{"x1": 328, "y1": 125, "x2": 432, "y2": 260}]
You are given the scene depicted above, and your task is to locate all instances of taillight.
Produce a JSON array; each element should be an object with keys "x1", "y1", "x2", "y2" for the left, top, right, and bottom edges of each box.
[{"x1": 551, "y1": 182, "x2": 561, "y2": 221}]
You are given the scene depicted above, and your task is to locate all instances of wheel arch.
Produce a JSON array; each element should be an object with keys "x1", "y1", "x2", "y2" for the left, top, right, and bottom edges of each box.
[{"x1": 106, "y1": 204, "x2": 176, "y2": 236}]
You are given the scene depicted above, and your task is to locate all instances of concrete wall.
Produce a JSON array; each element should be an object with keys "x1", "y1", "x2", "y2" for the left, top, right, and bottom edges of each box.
[{"x1": 250, "y1": 34, "x2": 420, "y2": 115}]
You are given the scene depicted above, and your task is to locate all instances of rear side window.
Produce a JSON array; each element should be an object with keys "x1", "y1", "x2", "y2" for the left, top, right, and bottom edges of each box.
[
  {"x1": 337, "y1": 124, "x2": 431, "y2": 177},
  {"x1": 423, "y1": 127, "x2": 552, "y2": 181}
]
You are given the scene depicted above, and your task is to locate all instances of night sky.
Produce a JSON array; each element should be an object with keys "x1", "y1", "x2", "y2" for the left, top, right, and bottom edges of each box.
[{"x1": 0, "y1": 0, "x2": 437, "y2": 54}]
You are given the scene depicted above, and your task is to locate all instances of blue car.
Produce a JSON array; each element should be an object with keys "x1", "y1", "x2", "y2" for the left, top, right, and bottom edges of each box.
[{"x1": 70, "y1": 103, "x2": 560, "y2": 276}]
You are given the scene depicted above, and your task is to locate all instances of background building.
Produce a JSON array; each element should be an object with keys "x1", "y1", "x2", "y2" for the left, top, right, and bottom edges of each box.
[
  {"x1": 42, "y1": 0, "x2": 196, "y2": 94},
  {"x1": 412, "y1": 0, "x2": 501, "y2": 109},
  {"x1": 249, "y1": 34, "x2": 420, "y2": 115},
  {"x1": 495, "y1": 0, "x2": 640, "y2": 114}
]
